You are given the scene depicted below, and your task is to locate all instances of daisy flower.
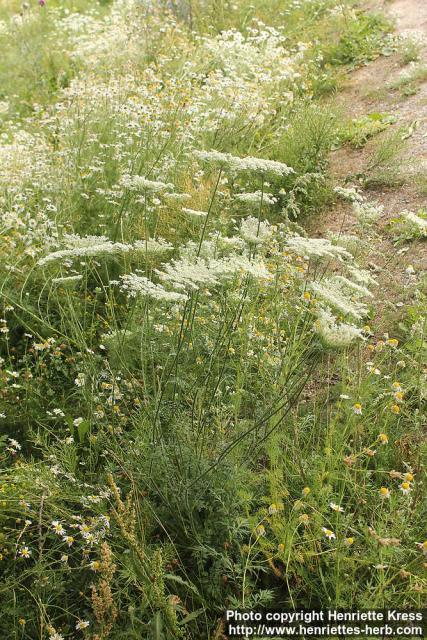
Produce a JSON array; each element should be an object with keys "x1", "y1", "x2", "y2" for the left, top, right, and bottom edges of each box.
[
  {"x1": 52, "y1": 521, "x2": 66, "y2": 536},
  {"x1": 329, "y1": 502, "x2": 344, "y2": 513},
  {"x1": 76, "y1": 620, "x2": 90, "y2": 630},
  {"x1": 322, "y1": 528, "x2": 336, "y2": 540},
  {"x1": 399, "y1": 482, "x2": 412, "y2": 495}
]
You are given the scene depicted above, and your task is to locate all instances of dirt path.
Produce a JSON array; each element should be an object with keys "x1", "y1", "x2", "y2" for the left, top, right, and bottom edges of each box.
[
  {"x1": 390, "y1": 0, "x2": 427, "y2": 38},
  {"x1": 308, "y1": 0, "x2": 427, "y2": 328}
]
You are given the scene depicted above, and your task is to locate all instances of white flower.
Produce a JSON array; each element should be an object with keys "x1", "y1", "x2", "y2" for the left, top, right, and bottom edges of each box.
[
  {"x1": 285, "y1": 236, "x2": 352, "y2": 261},
  {"x1": 156, "y1": 254, "x2": 272, "y2": 292},
  {"x1": 353, "y1": 201, "x2": 384, "y2": 224},
  {"x1": 193, "y1": 149, "x2": 231, "y2": 165},
  {"x1": 119, "y1": 274, "x2": 188, "y2": 302},
  {"x1": 331, "y1": 275, "x2": 373, "y2": 299},
  {"x1": 52, "y1": 275, "x2": 83, "y2": 285},
  {"x1": 228, "y1": 155, "x2": 294, "y2": 176},
  {"x1": 182, "y1": 207, "x2": 208, "y2": 220},
  {"x1": 315, "y1": 308, "x2": 363, "y2": 348},
  {"x1": 329, "y1": 502, "x2": 344, "y2": 513},
  {"x1": 76, "y1": 620, "x2": 90, "y2": 630},
  {"x1": 334, "y1": 185, "x2": 364, "y2": 203},
  {"x1": 119, "y1": 174, "x2": 174, "y2": 192},
  {"x1": 240, "y1": 216, "x2": 273, "y2": 245},
  {"x1": 74, "y1": 373, "x2": 86, "y2": 387},
  {"x1": 234, "y1": 191, "x2": 277, "y2": 206},
  {"x1": 194, "y1": 149, "x2": 294, "y2": 176},
  {"x1": 399, "y1": 482, "x2": 412, "y2": 495},
  {"x1": 346, "y1": 265, "x2": 378, "y2": 287},
  {"x1": 52, "y1": 521, "x2": 66, "y2": 536},
  {"x1": 401, "y1": 210, "x2": 427, "y2": 237},
  {"x1": 38, "y1": 235, "x2": 171, "y2": 267},
  {"x1": 132, "y1": 238, "x2": 174, "y2": 254},
  {"x1": 163, "y1": 192, "x2": 191, "y2": 202},
  {"x1": 19, "y1": 546, "x2": 31, "y2": 558},
  {"x1": 322, "y1": 528, "x2": 336, "y2": 540},
  {"x1": 310, "y1": 280, "x2": 368, "y2": 320}
]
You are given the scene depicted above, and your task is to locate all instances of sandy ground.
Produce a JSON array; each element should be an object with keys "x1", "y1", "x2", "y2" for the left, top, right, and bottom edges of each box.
[{"x1": 307, "y1": 0, "x2": 427, "y2": 328}]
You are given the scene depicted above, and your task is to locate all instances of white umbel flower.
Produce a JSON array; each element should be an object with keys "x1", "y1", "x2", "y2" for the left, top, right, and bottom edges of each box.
[
  {"x1": 285, "y1": 236, "x2": 352, "y2": 261},
  {"x1": 401, "y1": 210, "x2": 427, "y2": 236},
  {"x1": 234, "y1": 191, "x2": 277, "y2": 206},
  {"x1": 353, "y1": 201, "x2": 383, "y2": 224},
  {"x1": 346, "y1": 265, "x2": 378, "y2": 287},
  {"x1": 119, "y1": 274, "x2": 187, "y2": 302},
  {"x1": 194, "y1": 149, "x2": 294, "y2": 176},
  {"x1": 51, "y1": 275, "x2": 83, "y2": 285},
  {"x1": 38, "y1": 236, "x2": 172, "y2": 266},
  {"x1": 334, "y1": 186, "x2": 364, "y2": 203},
  {"x1": 310, "y1": 281, "x2": 368, "y2": 320},
  {"x1": 156, "y1": 254, "x2": 272, "y2": 292},
  {"x1": 315, "y1": 307, "x2": 363, "y2": 348},
  {"x1": 240, "y1": 216, "x2": 273, "y2": 245},
  {"x1": 182, "y1": 207, "x2": 208, "y2": 220},
  {"x1": 330, "y1": 275, "x2": 373, "y2": 298},
  {"x1": 38, "y1": 240, "x2": 130, "y2": 266},
  {"x1": 120, "y1": 174, "x2": 174, "y2": 192}
]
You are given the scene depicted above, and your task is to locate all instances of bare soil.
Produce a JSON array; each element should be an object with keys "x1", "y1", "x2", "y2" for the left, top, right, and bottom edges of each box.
[{"x1": 308, "y1": 0, "x2": 427, "y2": 328}]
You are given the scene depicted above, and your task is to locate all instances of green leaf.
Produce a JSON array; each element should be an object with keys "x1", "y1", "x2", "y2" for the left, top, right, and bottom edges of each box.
[
  {"x1": 77, "y1": 420, "x2": 90, "y2": 443},
  {"x1": 164, "y1": 573, "x2": 201, "y2": 597},
  {"x1": 150, "y1": 611, "x2": 164, "y2": 640},
  {"x1": 178, "y1": 608, "x2": 204, "y2": 626}
]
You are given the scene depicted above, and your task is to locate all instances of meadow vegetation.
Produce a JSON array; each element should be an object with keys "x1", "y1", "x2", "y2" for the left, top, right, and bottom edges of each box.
[{"x1": 0, "y1": 0, "x2": 425, "y2": 638}]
